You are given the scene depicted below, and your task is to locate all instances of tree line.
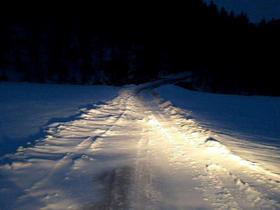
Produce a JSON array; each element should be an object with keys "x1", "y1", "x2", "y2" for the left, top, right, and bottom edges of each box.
[{"x1": 0, "y1": 0, "x2": 279, "y2": 95}]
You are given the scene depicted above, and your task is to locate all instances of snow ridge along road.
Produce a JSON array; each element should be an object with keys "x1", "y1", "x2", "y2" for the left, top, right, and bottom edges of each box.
[{"x1": 0, "y1": 83, "x2": 280, "y2": 210}]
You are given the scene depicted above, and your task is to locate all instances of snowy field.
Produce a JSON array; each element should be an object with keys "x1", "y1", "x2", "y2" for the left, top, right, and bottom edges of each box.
[
  {"x1": 0, "y1": 82, "x2": 279, "y2": 209},
  {"x1": 156, "y1": 85, "x2": 280, "y2": 175},
  {"x1": 0, "y1": 82, "x2": 120, "y2": 157}
]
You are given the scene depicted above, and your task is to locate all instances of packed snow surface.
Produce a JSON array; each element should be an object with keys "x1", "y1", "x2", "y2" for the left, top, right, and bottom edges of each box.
[{"x1": 0, "y1": 82, "x2": 279, "y2": 209}]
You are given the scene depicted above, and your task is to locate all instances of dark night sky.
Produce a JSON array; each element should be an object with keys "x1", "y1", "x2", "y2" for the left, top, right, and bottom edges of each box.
[{"x1": 204, "y1": 0, "x2": 280, "y2": 23}]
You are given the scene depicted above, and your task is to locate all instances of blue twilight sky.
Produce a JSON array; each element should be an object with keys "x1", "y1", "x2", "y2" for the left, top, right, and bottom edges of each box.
[{"x1": 204, "y1": 0, "x2": 280, "y2": 23}]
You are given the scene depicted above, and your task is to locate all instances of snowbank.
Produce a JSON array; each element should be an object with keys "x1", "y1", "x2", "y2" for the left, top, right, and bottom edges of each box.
[
  {"x1": 0, "y1": 82, "x2": 119, "y2": 157},
  {"x1": 156, "y1": 85, "x2": 280, "y2": 174}
]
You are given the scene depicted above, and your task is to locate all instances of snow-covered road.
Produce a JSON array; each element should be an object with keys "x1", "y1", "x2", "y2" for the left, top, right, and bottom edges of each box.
[{"x1": 0, "y1": 84, "x2": 280, "y2": 210}]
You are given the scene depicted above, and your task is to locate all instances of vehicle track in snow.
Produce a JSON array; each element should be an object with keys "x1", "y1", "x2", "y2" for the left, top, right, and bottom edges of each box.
[{"x1": 0, "y1": 84, "x2": 280, "y2": 210}]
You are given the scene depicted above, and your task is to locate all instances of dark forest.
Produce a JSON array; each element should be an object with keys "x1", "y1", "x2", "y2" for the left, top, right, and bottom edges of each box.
[{"x1": 0, "y1": 1, "x2": 279, "y2": 95}]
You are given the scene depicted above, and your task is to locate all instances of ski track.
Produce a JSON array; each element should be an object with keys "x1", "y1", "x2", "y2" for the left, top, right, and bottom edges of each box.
[{"x1": 0, "y1": 86, "x2": 280, "y2": 210}]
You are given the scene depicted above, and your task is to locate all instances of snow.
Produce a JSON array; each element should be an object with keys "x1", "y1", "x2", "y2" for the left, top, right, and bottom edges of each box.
[
  {"x1": 0, "y1": 82, "x2": 279, "y2": 209},
  {"x1": 0, "y1": 82, "x2": 120, "y2": 157},
  {"x1": 156, "y1": 85, "x2": 280, "y2": 174}
]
